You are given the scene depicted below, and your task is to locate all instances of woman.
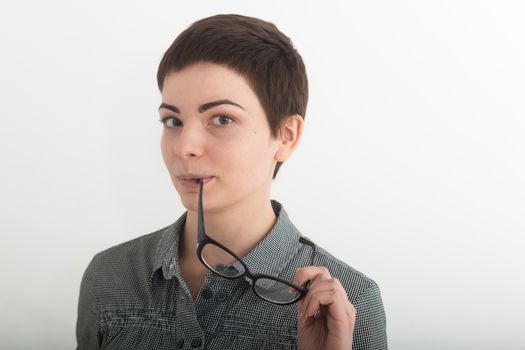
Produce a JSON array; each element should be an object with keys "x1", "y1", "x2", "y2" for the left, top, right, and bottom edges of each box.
[{"x1": 76, "y1": 14, "x2": 387, "y2": 350}]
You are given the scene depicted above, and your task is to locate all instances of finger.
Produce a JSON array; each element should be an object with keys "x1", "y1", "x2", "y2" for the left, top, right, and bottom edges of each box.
[
  {"x1": 346, "y1": 299, "x2": 357, "y2": 319},
  {"x1": 302, "y1": 279, "x2": 348, "y2": 320},
  {"x1": 295, "y1": 266, "x2": 333, "y2": 317},
  {"x1": 294, "y1": 266, "x2": 332, "y2": 287},
  {"x1": 304, "y1": 291, "x2": 356, "y2": 338},
  {"x1": 346, "y1": 301, "x2": 357, "y2": 327},
  {"x1": 300, "y1": 276, "x2": 343, "y2": 306}
]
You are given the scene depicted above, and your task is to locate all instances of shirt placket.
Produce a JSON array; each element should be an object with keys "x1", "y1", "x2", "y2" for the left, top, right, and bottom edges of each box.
[
  {"x1": 193, "y1": 273, "x2": 242, "y2": 345},
  {"x1": 167, "y1": 269, "x2": 204, "y2": 350}
]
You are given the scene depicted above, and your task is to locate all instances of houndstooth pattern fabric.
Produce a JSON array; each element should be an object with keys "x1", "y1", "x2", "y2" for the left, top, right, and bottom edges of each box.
[{"x1": 76, "y1": 200, "x2": 387, "y2": 349}]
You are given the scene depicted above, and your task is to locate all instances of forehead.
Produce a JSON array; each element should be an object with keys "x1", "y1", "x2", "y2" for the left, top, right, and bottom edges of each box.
[{"x1": 161, "y1": 62, "x2": 260, "y2": 109}]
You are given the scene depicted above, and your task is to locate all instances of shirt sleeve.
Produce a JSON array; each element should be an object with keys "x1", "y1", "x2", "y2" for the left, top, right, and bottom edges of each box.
[
  {"x1": 76, "y1": 255, "x2": 100, "y2": 350},
  {"x1": 352, "y1": 281, "x2": 388, "y2": 350}
]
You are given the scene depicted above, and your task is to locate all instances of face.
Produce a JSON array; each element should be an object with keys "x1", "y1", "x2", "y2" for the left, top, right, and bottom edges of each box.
[{"x1": 159, "y1": 62, "x2": 282, "y2": 213}]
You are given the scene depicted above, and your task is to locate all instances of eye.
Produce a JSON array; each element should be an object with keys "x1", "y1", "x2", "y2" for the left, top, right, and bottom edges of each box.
[
  {"x1": 212, "y1": 115, "x2": 233, "y2": 126},
  {"x1": 160, "y1": 117, "x2": 182, "y2": 128}
]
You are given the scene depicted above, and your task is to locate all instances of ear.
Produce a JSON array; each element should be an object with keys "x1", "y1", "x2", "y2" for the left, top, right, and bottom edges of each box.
[{"x1": 275, "y1": 114, "x2": 304, "y2": 162}]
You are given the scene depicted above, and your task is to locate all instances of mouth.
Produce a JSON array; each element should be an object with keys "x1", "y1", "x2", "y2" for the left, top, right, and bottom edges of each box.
[{"x1": 177, "y1": 175, "x2": 214, "y2": 187}]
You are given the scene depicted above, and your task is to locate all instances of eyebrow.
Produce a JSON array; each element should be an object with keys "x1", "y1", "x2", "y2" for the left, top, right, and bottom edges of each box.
[{"x1": 158, "y1": 99, "x2": 245, "y2": 114}]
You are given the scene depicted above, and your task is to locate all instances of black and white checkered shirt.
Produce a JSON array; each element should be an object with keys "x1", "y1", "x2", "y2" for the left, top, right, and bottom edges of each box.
[{"x1": 76, "y1": 200, "x2": 387, "y2": 349}]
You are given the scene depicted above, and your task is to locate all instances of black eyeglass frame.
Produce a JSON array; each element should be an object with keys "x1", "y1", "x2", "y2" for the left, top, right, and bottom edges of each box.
[{"x1": 196, "y1": 180, "x2": 316, "y2": 305}]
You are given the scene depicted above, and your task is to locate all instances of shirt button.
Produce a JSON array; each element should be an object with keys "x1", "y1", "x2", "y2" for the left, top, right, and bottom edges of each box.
[
  {"x1": 201, "y1": 288, "x2": 213, "y2": 300},
  {"x1": 191, "y1": 338, "x2": 202, "y2": 348},
  {"x1": 216, "y1": 291, "x2": 228, "y2": 302},
  {"x1": 177, "y1": 339, "x2": 184, "y2": 348}
]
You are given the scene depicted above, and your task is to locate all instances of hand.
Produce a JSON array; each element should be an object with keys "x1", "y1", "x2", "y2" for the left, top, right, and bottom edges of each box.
[{"x1": 294, "y1": 266, "x2": 356, "y2": 350}]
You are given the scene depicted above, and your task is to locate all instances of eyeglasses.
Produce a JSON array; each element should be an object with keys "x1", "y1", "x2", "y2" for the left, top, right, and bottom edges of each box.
[{"x1": 196, "y1": 180, "x2": 316, "y2": 305}]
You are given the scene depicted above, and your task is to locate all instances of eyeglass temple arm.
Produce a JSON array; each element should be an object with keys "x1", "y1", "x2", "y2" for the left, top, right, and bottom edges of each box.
[
  {"x1": 297, "y1": 236, "x2": 316, "y2": 291},
  {"x1": 299, "y1": 236, "x2": 316, "y2": 267},
  {"x1": 197, "y1": 180, "x2": 206, "y2": 242}
]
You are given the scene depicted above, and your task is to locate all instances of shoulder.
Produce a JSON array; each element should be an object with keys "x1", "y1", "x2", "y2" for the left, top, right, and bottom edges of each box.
[
  {"x1": 84, "y1": 223, "x2": 174, "y2": 287},
  {"x1": 311, "y1": 243, "x2": 382, "y2": 304},
  {"x1": 95, "y1": 225, "x2": 168, "y2": 264},
  {"x1": 311, "y1": 242, "x2": 388, "y2": 347}
]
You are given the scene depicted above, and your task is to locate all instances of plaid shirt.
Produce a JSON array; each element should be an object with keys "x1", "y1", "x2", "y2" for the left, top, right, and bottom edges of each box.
[{"x1": 76, "y1": 200, "x2": 387, "y2": 349}]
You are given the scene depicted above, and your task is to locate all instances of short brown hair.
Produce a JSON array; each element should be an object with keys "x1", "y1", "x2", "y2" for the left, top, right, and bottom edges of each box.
[{"x1": 157, "y1": 14, "x2": 308, "y2": 178}]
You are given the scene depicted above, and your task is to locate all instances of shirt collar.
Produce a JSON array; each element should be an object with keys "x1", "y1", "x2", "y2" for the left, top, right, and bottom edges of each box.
[
  {"x1": 150, "y1": 211, "x2": 186, "y2": 283},
  {"x1": 150, "y1": 200, "x2": 302, "y2": 283}
]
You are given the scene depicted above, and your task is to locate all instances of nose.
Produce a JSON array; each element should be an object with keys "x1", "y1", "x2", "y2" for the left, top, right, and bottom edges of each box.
[{"x1": 173, "y1": 122, "x2": 206, "y2": 159}]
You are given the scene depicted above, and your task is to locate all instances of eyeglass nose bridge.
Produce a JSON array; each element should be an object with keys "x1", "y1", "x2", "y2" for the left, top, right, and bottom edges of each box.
[{"x1": 243, "y1": 275, "x2": 254, "y2": 285}]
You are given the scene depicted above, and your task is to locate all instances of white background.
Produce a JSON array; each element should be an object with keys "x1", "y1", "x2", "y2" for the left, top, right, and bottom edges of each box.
[{"x1": 1, "y1": 1, "x2": 524, "y2": 349}]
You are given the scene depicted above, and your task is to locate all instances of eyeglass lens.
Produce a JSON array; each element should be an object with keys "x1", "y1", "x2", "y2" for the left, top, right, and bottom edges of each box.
[
  {"x1": 253, "y1": 278, "x2": 302, "y2": 304},
  {"x1": 201, "y1": 243, "x2": 245, "y2": 278},
  {"x1": 201, "y1": 243, "x2": 302, "y2": 303}
]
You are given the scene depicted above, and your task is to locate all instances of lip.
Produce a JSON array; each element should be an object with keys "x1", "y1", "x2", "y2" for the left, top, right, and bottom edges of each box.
[{"x1": 177, "y1": 175, "x2": 214, "y2": 188}]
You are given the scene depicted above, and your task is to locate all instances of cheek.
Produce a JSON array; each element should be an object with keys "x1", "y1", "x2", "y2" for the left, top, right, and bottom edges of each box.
[
  {"x1": 160, "y1": 134, "x2": 173, "y2": 166},
  {"x1": 219, "y1": 136, "x2": 276, "y2": 178}
]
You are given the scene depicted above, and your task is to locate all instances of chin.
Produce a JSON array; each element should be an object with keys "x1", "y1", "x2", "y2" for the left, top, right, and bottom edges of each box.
[
  {"x1": 179, "y1": 190, "x2": 234, "y2": 215},
  {"x1": 178, "y1": 192, "x2": 198, "y2": 212}
]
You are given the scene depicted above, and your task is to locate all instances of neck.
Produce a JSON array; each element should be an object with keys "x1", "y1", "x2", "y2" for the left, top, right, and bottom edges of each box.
[{"x1": 179, "y1": 193, "x2": 278, "y2": 265}]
